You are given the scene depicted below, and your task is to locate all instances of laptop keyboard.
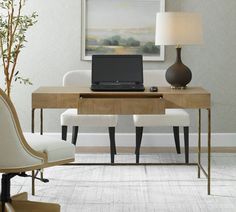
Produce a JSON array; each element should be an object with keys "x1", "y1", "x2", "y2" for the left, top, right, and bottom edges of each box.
[{"x1": 91, "y1": 84, "x2": 145, "y2": 91}]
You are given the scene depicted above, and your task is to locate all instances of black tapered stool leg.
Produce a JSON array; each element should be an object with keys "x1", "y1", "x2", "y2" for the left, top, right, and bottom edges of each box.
[
  {"x1": 184, "y1": 126, "x2": 189, "y2": 163},
  {"x1": 114, "y1": 141, "x2": 117, "y2": 155},
  {"x1": 72, "y1": 126, "x2": 79, "y2": 146},
  {"x1": 62, "y1": 125, "x2": 68, "y2": 141},
  {"x1": 135, "y1": 127, "x2": 143, "y2": 164},
  {"x1": 173, "y1": 126, "x2": 181, "y2": 154},
  {"x1": 108, "y1": 127, "x2": 116, "y2": 164}
]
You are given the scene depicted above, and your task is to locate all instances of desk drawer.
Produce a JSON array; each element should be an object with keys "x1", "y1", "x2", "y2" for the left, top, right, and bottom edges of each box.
[{"x1": 78, "y1": 98, "x2": 165, "y2": 115}]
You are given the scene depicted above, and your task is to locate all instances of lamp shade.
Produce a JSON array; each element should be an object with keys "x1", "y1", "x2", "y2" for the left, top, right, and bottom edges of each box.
[{"x1": 155, "y1": 12, "x2": 203, "y2": 46}]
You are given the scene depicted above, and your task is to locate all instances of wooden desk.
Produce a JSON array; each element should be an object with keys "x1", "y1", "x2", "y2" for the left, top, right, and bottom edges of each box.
[{"x1": 32, "y1": 86, "x2": 211, "y2": 194}]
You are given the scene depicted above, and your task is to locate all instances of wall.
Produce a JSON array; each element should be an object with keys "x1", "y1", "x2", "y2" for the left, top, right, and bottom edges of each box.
[{"x1": 1, "y1": 0, "x2": 236, "y2": 134}]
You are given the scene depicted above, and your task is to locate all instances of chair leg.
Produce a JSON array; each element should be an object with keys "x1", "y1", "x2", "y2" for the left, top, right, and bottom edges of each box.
[
  {"x1": 61, "y1": 126, "x2": 68, "y2": 141},
  {"x1": 184, "y1": 126, "x2": 189, "y2": 163},
  {"x1": 173, "y1": 126, "x2": 181, "y2": 154},
  {"x1": 1, "y1": 174, "x2": 16, "y2": 212},
  {"x1": 114, "y1": 136, "x2": 117, "y2": 155},
  {"x1": 108, "y1": 127, "x2": 116, "y2": 164},
  {"x1": 72, "y1": 126, "x2": 79, "y2": 146},
  {"x1": 135, "y1": 127, "x2": 143, "y2": 164}
]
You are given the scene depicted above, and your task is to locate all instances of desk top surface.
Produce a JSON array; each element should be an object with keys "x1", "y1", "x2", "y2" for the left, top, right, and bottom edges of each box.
[
  {"x1": 32, "y1": 86, "x2": 211, "y2": 109},
  {"x1": 33, "y1": 86, "x2": 210, "y2": 95}
]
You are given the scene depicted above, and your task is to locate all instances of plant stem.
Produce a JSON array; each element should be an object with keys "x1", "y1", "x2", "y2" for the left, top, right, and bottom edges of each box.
[
  {"x1": 6, "y1": 80, "x2": 11, "y2": 98},
  {"x1": 9, "y1": 42, "x2": 21, "y2": 83}
]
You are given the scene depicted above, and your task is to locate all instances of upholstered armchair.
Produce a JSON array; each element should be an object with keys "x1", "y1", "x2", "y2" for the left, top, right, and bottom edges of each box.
[{"x1": 0, "y1": 89, "x2": 75, "y2": 212}]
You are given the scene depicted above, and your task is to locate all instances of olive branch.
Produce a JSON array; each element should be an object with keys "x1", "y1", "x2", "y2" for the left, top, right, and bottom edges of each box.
[{"x1": 0, "y1": 0, "x2": 37, "y2": 97}]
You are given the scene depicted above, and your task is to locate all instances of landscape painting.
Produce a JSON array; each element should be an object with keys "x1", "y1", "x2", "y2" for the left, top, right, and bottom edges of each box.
[{"x1": 81, "y1": 0, "x2": 165, "y2": 61}]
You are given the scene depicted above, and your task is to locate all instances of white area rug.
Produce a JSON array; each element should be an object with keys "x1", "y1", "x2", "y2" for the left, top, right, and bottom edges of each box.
[{"x1": 5, "y1": 153, "x2": 236, "y2": 212}]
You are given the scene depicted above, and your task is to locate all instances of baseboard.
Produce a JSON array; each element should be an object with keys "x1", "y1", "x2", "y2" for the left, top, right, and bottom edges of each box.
[
  {"x1": 75, "y1": 146, "x2": 236, "y2": 153},
  {"x1": 25, "y1": 132, "x2": 236, "y2": 153}
]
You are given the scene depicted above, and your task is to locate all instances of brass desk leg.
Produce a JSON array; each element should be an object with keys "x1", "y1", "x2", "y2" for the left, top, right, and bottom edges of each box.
[
  {"x1": 198, "y1": 109, "x2": 201, "y2": 178},
  {"x1": 32, "y1": 109, "x2": 43, "y2": 134},
  {"x1": 40, "y1": 109, "x2": 43, "y2": 135},
  {"x1": 32, "y1": 109, "x2": 35, "y2": 133},
  {"x1": 32, "y1": 170, "x2": 35, "y2": 196},
  {"x1": 208, "y1": 108, "x2": 211, "y2": 195}
]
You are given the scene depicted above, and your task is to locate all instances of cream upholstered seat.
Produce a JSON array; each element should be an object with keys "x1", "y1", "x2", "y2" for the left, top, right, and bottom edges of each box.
[
  {"x1": 25, "y1": 134, "x2": 75, "y2": 164},
  {"x1": 133, "y1": 70, "x2": 190, "y2": 163},
  {"x1": 61, "y1": 109, "x2": 118, "y2": 127},
  {"x1": 60, "y1": 70, "x2": 118, "y2": 163},
  {"x1": 0, "y1": 88, "x2": 74, "y2": 212},
  {"x1": 133, "y1": 109, "x2": 190, "y2": 127}
]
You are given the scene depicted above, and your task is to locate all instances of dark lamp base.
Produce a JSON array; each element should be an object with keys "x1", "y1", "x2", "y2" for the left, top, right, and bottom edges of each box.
[{"x1": 165, "y1": 48, "x2": 192, "y2": 89}]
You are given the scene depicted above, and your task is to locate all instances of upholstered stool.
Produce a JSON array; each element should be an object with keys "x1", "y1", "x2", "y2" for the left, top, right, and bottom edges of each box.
[
  {"x1": 133, "y1": 70, "x2": 191, "y2": 164},
  {"x1": 60, "y1": 70, "x2": 118, "y2": 163}
]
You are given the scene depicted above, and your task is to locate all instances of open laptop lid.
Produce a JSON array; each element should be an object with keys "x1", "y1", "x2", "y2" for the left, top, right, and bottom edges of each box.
[{"x1": 92, "y1": 55, "x2": 143, "y2": 84}]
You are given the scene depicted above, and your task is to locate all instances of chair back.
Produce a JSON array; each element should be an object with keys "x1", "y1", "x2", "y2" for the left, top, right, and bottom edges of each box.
[
  {"x1": 63, "y1": 70, "x2": 91, "y2": 86},
  {"x1": 0, "y1": 89, "x2": 44, "y2": 172},
  {"x1": 144, "y1": 70, "x2": 168, "y2": 87}
]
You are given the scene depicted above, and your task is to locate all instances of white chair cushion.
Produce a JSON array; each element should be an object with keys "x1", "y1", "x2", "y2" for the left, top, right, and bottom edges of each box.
[
  {"x1": 133, "y1": 109, "x2": 190, "y2": 127},
  {"x1": 60, "y1": 109, "x2": 118, "y2": 127},
  {"x1": 25, "y1": 134, "x2": 75, "y2": 163}
]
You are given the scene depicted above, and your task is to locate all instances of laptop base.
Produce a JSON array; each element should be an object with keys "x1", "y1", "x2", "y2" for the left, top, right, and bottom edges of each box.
[{"x1": 91, "y1": 84, "x2": 145, "y2": 92}]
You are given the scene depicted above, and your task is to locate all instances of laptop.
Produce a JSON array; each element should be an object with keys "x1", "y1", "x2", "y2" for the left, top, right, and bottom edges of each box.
[{"x1": 91, "y1": 55, "x2": 145, "y2": 91}]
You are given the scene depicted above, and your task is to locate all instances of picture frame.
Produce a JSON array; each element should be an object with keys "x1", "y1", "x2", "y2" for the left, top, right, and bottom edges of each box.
[{"x1": 81, "y1": 0, "x2": 165, "y2": 61}]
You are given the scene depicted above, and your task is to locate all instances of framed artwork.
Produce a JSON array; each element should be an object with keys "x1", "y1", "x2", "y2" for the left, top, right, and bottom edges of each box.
[{"x1": 81, "y1": 0, "x2": 165, "y2": 61}]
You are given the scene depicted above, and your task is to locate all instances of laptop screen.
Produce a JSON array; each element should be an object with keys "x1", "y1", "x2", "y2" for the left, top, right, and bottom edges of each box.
[{"x1": 92, "y1": 55, "x2": 143, "y2": 84}]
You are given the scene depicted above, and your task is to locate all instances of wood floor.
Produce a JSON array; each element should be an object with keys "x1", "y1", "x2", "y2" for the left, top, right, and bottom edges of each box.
[{"x1": 3, "y1": 153, "x2": 236, "y2": 212}]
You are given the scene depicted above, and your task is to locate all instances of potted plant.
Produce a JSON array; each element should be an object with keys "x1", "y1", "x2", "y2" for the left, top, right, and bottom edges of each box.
[{"x1": 0, "y1": 0, "x2": 37, "y2": 98}]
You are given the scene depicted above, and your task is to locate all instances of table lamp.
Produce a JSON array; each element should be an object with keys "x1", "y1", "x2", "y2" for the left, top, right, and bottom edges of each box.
[{"x1": 155, "y1": 12, "x2": 203, "y2": 89}]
